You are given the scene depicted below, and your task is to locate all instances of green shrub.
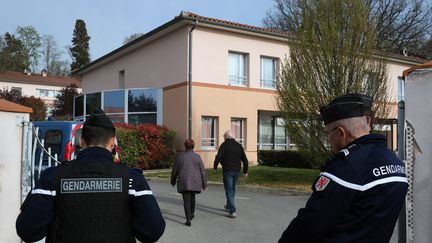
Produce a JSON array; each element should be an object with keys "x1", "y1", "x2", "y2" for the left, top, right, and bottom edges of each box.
[
  {"x1": 115, "y1": 124, "x2": 176, "y2": 170},
  {"x1": 258, "y1": 150, "x2": 322, "y2": 169}
]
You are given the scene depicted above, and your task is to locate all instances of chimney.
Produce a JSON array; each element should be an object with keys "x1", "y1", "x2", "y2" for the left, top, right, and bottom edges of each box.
[{"x1": 42, "y1": 69, "x2": 47, "y2": 77}]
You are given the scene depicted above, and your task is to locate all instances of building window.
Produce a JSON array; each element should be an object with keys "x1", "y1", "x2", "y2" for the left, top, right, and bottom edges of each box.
[
  {"x1": 74, "y1": 88, "x2": 161, "y2": 125},
  {"x1": 398, "y1": 76, "x2": 405, "y2": 102},
  {"x1": 260, "y1": 57, "x2": 278, "y2": 89},
  {"x1": 36, "y1": 89, "x2": 59, "y2": 98},
  {"x1": 258, "y1": 116, "x2": 288, "y2": 150},
  {"x1": 202, "y1": 116, "x2": 218, "y2": 149},
  {"x1": 231, "y1": 118, "x2": 246, "y2": 147},
  {"x1": 12, "y1": 87, "x2": 23, "y2": 96},
  {"x1": 104, "y1": 90, "x2": 125, "y2": 123},
  {"x1": 127, "y1": 89, "x2": 157, "y2": 124},
  {"x1": 228, "y1": 52, "x2": 248, "y2": 86}
]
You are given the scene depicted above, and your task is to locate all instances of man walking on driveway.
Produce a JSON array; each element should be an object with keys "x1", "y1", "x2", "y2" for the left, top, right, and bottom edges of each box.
[{"x1": 214, "y1": 130, "x2": 248, "y2": 218}]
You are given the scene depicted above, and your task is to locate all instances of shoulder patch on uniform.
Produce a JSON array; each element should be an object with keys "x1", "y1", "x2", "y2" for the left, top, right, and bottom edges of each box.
[{"x1": 315, "y1": 176, "x2": 331, "y2": 191}]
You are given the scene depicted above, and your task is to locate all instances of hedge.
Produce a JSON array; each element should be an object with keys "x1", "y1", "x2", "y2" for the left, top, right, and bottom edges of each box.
[
  {"x1": 115, "y1": 124, "x2": 176, "y2": 170},
  {"x1": 258, "y1": 150, "x2": 323, "y2": 169}
]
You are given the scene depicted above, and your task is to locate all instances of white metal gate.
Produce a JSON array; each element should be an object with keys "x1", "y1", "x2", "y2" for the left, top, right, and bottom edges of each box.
[{"x1": 21, "y1": 122, "x2": 60, "y2": 203}]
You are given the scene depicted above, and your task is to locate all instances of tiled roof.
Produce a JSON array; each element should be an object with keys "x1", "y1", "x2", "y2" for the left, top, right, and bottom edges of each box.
[
  {"x1": 75, "y1": 11, "x2": 426, "y2": 75},
  {"x1": 0, "y1": 71, "x2": 81, "y2": 87},
  {"x1": 403, "y1": 60, "x2": 432, "y2": 76},
  {"x1": 179, "y1": 11, "x2": 292, "y2": 38},
  {"x1": 0, "y1": 99, "x2": 32, "y2": 113}
]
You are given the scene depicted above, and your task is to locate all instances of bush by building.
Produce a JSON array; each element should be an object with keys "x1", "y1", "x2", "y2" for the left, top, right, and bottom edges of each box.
[
  {"x1": 258, "y1": 150, "x2": 323, "y2": 169},
  {"x1": 116, "y1": 124, "x2": 176, "y2": 170}
]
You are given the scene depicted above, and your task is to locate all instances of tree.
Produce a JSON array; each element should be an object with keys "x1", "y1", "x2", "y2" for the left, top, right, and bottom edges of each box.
[
  {"x1": 0, "y1": 32, "x2": 27, "y2": 72},
  {"x1": 264, "y1": 0, "x2": 432, "y2": 59},
  {"x1": 40, "y1": 34, "x2": 70, "y2": 76},
  {"x1": 16, "y1": 26, "x2": 42, "y2": 71},
  {"x1": 70, "y1": 19, "x2": 90, "y2": 72},
  {"x1": 0, "y1": 87, "x2": 46, "y2": 121},
  {"x1": 52, "y1": 84, "x2": 80, "y2": 120},
  {"x1": 123, "y1": 33, "x2": 144, "y2": 45},
  {"x1": 0, "y1": 87, "x2": 23, "y2": 103},
  {"x1": 276, "y1": 0, "x2": 389, "y2": 159},
  {"x1": 20, "y1": 96, "x2": 47, "y2": 121}
]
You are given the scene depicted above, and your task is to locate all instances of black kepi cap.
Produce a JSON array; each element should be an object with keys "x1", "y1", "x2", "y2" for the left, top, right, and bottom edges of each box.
[
  {"x1": 320, "y1": 94, "x2": 373, "y2": 125},
  {"x1": 84, "y1": 108, "x2": 115, "y2": 130}
]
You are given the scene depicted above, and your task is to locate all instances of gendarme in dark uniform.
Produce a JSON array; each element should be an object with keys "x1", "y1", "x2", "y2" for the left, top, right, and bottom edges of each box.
[
  {"x1": 279, "y1": 94, "x2": 408, "y2": 243},
  {"x1": 16, "y1": 109, "x2": 165, "y2": 243}
]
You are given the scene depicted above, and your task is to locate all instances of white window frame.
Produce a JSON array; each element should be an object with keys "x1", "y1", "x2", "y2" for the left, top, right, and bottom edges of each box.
[
  {"x1": 260, "y1": 56, "x2": 278, "y2": 89},
  {"x1": 228, "y1": 52, "x2": 248, "y2": 87},
  {"x1": 201, "y1": 116, "x2": 218, "y2": 150}
]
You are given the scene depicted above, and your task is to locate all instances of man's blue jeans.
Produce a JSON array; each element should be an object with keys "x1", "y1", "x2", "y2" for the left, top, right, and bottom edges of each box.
[{"x1": 223, "y1": 171, "x2": 240, "y2": 213}]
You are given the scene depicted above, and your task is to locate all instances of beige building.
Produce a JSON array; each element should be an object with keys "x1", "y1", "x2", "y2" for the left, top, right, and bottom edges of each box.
[
  {"x1": 74, "y1": 11, "x2": 425, "y2": 167},
  {"x1": 0, "y1": 71, "x2": 81, "y2": 116}
]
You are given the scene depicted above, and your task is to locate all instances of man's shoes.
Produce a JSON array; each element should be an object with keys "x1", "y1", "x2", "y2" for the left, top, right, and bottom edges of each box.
[
  {"x1": 227, "y1": 212, "x2": 236, "y2": 218},
  {"x1": 224, "y1": 205, "x2": 229, "y2": 212},
  {"x1": 185, "y1": 221, "x2": 191, "y2": 226}
]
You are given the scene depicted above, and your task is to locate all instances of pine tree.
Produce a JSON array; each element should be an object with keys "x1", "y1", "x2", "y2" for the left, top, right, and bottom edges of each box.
[
  {"x1": 70, "y1": 19, "x2": 90, "y2": 72},
  {"x1": 52, "y1": 84, "x2": 80, "y2": 120}
]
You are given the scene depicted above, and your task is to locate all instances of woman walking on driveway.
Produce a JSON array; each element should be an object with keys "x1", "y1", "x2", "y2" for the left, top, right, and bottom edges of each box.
[{"x1": 171, "y1": 139, "x2": 207, "y2": 226}]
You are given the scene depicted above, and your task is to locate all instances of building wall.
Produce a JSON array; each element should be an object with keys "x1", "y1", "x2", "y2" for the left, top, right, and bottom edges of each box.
[
  {"x1": 191, "y1": 83, "x2": 278, "y2": 167},
  {"x1": 0, "y1": 111, "x2": 29, "y2": 243},
  {"x1": 192, "y1": 27, "x2": 289, "y2": 88},
  {"x1": 82, "y1": 26, "x2": 189, "y2": 93},
  {"x1": 405, "y1": 69, "x2": 432, "y2": 243},
  {"x1": 163, "y1": 84, "x2": 188, "y2": 150}
]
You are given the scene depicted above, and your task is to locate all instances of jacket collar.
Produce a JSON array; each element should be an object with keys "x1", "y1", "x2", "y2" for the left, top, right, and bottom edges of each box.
[{"x1": 77, "y1": 147, "x2": 113, "y2": 162}]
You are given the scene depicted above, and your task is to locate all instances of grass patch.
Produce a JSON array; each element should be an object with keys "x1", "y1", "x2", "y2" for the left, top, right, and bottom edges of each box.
[{"x1": 146, "y1": 165, "x2": 319, "y2": 192}]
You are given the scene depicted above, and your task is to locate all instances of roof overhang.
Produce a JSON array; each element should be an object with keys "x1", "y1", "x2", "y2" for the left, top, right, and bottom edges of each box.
[{"x1": 403, "y1": 61, "x2": 432, "y2": 77}]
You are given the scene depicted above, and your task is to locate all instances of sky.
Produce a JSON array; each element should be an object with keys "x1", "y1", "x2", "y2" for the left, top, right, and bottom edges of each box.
[{"x1": 1, "y1": 0, "x2": 275, "y2": 67}]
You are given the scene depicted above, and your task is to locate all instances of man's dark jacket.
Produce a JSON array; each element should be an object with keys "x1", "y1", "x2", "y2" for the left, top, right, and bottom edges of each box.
[{"x1": 213, "y1": 138, "x2": 248, "y2": 173}]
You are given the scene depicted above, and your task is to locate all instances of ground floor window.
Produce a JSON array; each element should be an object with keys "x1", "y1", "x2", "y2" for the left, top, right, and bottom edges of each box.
[
  {"x1": 258, "y1": 115, "x2": 288, "y2": 150},
  {"x1": 73, "y1": 88, "x2": 162, "y2": 125},
  {"x1": 231, "y1": 118, "x2": 246, "y2": 147},
  {"x1": 202, "y1": 116, "x2": 218, "y2": 149}
]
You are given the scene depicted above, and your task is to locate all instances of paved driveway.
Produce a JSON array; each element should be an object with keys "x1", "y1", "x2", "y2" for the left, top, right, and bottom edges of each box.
[{"x1": 149, "y1": 180, "x2": 399, "y2": 243}]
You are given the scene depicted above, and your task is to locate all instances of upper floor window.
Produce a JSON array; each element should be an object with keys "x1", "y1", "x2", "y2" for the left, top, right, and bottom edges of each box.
[
  {"x1": 202, "y1": 116, "x2": 218, "y2": 149},
  {"x1": 260, "y1": 57, "x2": 278, "y2": 89},
  {"x1": 12, "y1": 87, "x2": 22, "y2": 96},
  {"x1": 36, "y1": 89, "x2": 59, "y2": 98},
  {"x1": 228, "y1": 52, "x2": 248, "y2": 87}
]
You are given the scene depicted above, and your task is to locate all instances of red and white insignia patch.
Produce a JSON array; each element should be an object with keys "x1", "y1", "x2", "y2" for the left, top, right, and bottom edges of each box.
[{"x1": 315, "y1": 176, "x2": 331, "y2": 191}]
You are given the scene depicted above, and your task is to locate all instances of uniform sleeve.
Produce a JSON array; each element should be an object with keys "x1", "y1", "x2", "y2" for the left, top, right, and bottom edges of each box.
[
  {"x1": 278, "y1": 176, "x2": 357, "y2": 242},
  {"x1": 16, "y1": 168, "x2": 57, "y2": 242},
  {"x1": 130, "y1": 169, "x2": 166, "y2": 242},
  {"x1": 213, "y1": 143, "x2": 225, "y2": 169}
]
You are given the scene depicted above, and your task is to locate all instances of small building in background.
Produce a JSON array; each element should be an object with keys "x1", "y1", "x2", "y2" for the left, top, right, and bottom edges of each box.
[{"x1": 0, "y1": 71, "x2": 81, "y2": 116}]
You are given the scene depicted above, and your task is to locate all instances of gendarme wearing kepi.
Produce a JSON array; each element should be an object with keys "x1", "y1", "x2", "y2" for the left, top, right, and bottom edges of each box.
[
  {"x1": 319, "y1": 93, "x2": 372, "y2": 125},
  {"x1": 278, "y1": 93, "x2": 408, "y2": 243},
  {"x1": 84, "y1": 108, "x2": 115, "y2": 129}
]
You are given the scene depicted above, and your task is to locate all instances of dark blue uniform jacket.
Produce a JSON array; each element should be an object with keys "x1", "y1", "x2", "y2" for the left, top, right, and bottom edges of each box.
[
  {"x1": 16, "y1": 147, "x2": 166, "y2": 243},
  {"x1": 279, "y1": 134, "x2": 408, "y2": 243}
]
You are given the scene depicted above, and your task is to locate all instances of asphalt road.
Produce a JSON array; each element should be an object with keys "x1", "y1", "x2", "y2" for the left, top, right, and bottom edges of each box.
[{"x1": 148, "y1": 180, "x2": 399, "y2": 243}]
